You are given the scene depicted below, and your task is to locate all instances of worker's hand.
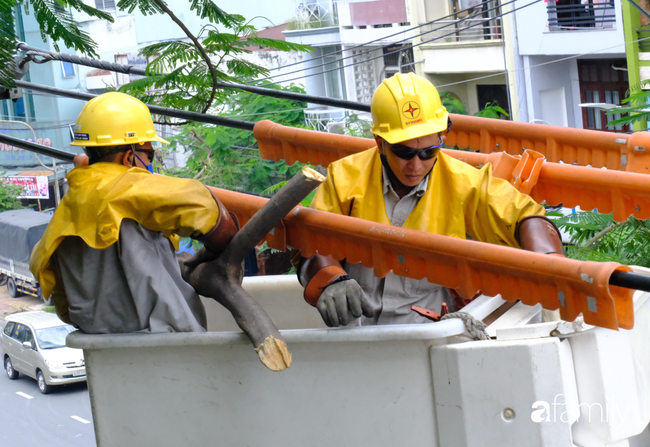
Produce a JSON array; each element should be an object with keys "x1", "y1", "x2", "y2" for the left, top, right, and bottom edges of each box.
[
  {"x1": 317, "y1": 278, "x2": 374, "y2": 327},
  {"x1": 183, "y1": 246, "x2": 218, "y2": 269}
]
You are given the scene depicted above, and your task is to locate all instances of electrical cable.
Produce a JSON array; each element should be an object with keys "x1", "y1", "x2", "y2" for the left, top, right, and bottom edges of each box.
[
  {"x1": 264, "y1": 0, "x2": 540, "y2": 87},
  {"x1": 13, "y1": 20, "x2": 648, "y2": 122},
  {"x1": 254, "y1": 0, "x2": 512, "y2": 84},
  {"x1": 15, "y1": 2, "x2": 511, "y2": 115},
  {"x1": 15, "y1": 43, "x2": 370, "y2": 112},
  {"x1": 437, "y1": 34, "x2": 650, "y2": 88},
  {"x1": 14, "y1": 80, "x2": 259, "y2": 131},
  {"x1": 262, "y1": 0, "x2": 500, "y2": 73}
]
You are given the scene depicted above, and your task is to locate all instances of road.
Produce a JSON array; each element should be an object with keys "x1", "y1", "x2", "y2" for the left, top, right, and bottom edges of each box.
[
  {"x1": 0, "y1": 284, "x2": 97, "y2": 447},
  {"x1": 0, "y1": 372, "x2": 96, "y2": 446},
  {"x1": 0, "y1": 282, "x2": 44, "y2": 320}
]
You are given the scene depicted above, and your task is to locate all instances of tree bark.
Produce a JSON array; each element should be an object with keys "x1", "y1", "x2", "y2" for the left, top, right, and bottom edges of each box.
[{"x1": 181, "y1": 167, "x2": 324, "y2": 371}]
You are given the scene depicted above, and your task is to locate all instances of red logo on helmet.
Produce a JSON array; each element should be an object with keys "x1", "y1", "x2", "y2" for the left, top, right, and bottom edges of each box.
[{"x1": 402, "y1": 102, "x2": 421, "y2": 120}]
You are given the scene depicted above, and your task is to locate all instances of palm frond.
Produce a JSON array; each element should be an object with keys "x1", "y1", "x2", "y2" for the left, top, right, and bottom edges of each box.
[
  {"x1": 29, "y1": 0, "x2": 100, "y2": 56},
  {"x1": 240, "y1": 37, "x2": 312, "y2": 53},
  {"x1": 226, "y1": 57, "x2": 268, "y2": 78},
  {"x1": 64, "y1": 0, "x2": 114, "y2": 21},
  {"x1": 554, "y1": 211, "x2": 613, "y2": 229},
  {"x1": 116, "y1": 0, "x2": 163, "y2": 15},
  {"x1": 189, "y1": 0, "x2": 240, "y2": 27}
]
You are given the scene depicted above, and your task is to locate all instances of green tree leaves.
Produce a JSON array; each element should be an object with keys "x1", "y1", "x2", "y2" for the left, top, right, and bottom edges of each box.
[
  {"x1": 0, "y1": 181, "x2": 24, "y2": 212},
  {"x1": 117, "y1": 0, "x2": 311, "y2": 114},
  {"x1": 554, "y1": 211, "x2": 650, "y2": 268},
  {"x1": 165, "y1": 82, "x2": 311, "y2": 195}
]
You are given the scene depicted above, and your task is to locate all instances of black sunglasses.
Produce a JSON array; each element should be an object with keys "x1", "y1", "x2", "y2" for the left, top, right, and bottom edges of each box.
[{"x1": 386, "y1": 138, "x2": 444, "y2": 161}]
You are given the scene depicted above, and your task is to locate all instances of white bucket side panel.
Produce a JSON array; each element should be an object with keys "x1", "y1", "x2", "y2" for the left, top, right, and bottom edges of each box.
[
  {"x1": 570, "y1": 291, "x2": 650, "y2": 445},
  {"x1": 430, "y1": 337, "x2": 575, "y2": 447},
  {"x1": 79, "y1": 325, "x2": 467, "y2": 447}
]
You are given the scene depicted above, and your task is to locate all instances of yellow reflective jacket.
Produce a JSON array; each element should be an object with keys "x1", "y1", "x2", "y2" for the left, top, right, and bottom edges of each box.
[
  {"x1": 311, "y1": 147, "x2": 544, "y2": 247},
  {"x1": 30, "y1": 163, "x2": 220, "y2": 300}
]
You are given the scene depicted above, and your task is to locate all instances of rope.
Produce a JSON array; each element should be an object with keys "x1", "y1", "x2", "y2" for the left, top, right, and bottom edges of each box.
[{"x1": 441, "y1": 312, "x2": 491, "y2": 340}]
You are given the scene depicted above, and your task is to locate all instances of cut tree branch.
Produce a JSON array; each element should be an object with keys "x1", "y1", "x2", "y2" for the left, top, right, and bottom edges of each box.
[
  {"x1": 181, "y1": 167, "x2": 325, "y2": 371},
  {"x1": 191, "y1": 129, "x2": 212, "y2": 180},
  {"x1": 151, "y1": 0, "x2": 218, "y2": 113},
  {"x1": 582, "y1": 221, "x2": 624, "y2": 248}
]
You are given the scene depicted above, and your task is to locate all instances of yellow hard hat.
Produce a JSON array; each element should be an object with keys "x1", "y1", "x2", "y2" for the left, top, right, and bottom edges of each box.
[
  {"x1": 371, "y1": 73, "x2": 448, "y2": 144},
  {"x1": 70, "y1": 92, "x2": 169, "y2": 147}
]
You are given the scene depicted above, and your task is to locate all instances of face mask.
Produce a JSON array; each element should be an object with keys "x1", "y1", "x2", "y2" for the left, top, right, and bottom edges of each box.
[{"x1": 133, "y1": 151, "x2": 154, "y2": 173}]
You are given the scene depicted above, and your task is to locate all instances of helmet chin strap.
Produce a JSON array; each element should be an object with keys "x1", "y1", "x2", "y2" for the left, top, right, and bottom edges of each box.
[{"x1": 380, "y1": 154, "x2": 410, "y2": 191}]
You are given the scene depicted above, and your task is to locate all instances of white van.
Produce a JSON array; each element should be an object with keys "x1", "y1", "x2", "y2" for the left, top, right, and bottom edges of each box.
[{"x1": 1, "y1": 311, "x2": 85, "y2": 393}]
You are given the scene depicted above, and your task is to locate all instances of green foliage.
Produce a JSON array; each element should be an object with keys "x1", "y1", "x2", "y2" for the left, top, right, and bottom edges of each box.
[
  {"x1": 117, "y1": 2, "x2": 311, "y2": 113},
  {"x1": 166, "y1": 82, "x2": 313, "y2": 194},
  {"x1": 333, "y1": 113, "x2": 373, "y2": 138},
  {"x1": 0, "y1": 181, "x2": 24, "y2": 211},
  {"x1": 554, "y1": 211, "x2": 650, "y2": 268},
  {"x1": 440, "y1": 92, "x2": 468, "y2": 115},
  {"x1": 1, "y1": 0, "x2": 113, "y2": 87},
  {"x1": 475, "y1": 101, "x2": 509, "y2": 120},
  {"x1": 606, "y1": 80, "x2": 649, "y2": 129}
]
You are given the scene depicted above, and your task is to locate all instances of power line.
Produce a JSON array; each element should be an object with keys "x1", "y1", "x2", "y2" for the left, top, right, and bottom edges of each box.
[
  {"x1": 267, "y1": 0, "x2": 540, "y2": 87},
  {"x1": 257, "y1": 0, "x2": 511, "y2": 84},
  {"x1": 263, "y1": 0, "x2": 499, "y2": 74},
  {"x1": 437, "y1": 34, "x2": 650, "y2": 89}
]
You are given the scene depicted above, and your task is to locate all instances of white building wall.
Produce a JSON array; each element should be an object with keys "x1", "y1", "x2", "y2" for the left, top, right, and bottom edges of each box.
[
  {"x1": 520, "y1": 55, "x2": 578, "y2": 128},
  {"x1": 422, "y1": 43, "x2": 504, "y2": 74}
]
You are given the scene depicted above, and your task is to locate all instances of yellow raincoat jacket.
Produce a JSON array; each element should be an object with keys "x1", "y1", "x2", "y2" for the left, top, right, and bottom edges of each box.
[
  {"x1": 311, "y1": 147, "x2": 544, "y2": 247},
  {"x1": 30, "y1": 163, "x2": 220, "y2": 301}
]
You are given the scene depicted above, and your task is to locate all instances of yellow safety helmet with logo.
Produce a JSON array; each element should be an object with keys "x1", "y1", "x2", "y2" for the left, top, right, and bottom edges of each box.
[
  {"x1": 371, "y1": 73, "x2": 449, "y2": 144},
  {"x1": 70, "y1": 92, "x2": 169, "y2": 147}
]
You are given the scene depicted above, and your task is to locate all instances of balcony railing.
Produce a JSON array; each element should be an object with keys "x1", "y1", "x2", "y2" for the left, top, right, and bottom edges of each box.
[
  {"x1": 547, "y1": 0, "x2": 616, "y2": 31},
  {"x1": 420, "y1": 1, "x2": 503, "y2": 45}
]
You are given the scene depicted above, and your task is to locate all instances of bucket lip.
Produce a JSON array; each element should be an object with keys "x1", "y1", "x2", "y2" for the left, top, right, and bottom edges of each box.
[{"x1": 66, "y1": 320, "x2": 468, "y2": 350}]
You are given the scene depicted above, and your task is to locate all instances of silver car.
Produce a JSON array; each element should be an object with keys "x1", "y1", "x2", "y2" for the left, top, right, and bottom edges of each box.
[{"x1": 1, "y1": 311, "x2": 85, "y2": 394}]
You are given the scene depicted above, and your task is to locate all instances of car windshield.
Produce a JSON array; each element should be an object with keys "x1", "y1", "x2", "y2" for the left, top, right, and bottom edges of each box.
[{"x1": 35, "y1": 325, "x2": 76, "y2": 349}]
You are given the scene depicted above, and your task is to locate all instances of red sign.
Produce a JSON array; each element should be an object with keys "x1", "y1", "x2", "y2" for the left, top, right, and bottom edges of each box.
[{"x1": 2, "y1": 176, "x2": 49, "y2": 199}]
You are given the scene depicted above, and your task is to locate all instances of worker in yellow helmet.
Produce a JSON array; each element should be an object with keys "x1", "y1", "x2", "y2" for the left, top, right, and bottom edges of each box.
[
  {"x1": 296, "y1": 73, "x2": 564, "y2": 327},
  {"x1": 30, "y1": 92, "x2": 239, "y2": 333}
]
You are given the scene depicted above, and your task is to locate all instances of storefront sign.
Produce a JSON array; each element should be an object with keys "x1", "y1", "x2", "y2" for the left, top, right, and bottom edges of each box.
[{"x1": 2, "y1": 176, "x2": 49, "y2": 199}]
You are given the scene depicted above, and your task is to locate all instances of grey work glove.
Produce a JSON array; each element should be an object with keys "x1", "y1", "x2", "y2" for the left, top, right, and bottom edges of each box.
[{"x1": 316, "y1": 277, "x2": 374, "y2": 327}]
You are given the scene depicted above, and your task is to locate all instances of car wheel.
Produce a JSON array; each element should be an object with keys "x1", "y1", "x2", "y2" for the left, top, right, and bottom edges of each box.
[
  {"x1": 7, "y1": 278, "x2": 21, "y2": 298},
  {"x1": 37, "y1": 370, "x2": 52, "y2": 394},
  {"x1": 5, "y1": 357, "x2": 19, "y2": 380}
]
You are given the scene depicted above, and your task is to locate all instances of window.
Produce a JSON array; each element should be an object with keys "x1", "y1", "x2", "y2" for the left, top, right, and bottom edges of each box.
[
  {"x1": 13, "y1": 97, "x2": 25, "y2": 118},
  {"x1": 3, "y1": 321, "x2": 15, "y2": 337},
  {"x1": 383, "y1": 45, "x2": 416, "y2": 79},
  {"x1": 94, "y1": 0, "x2": 116, "y2": 12},
  {"x1": 578, "y1": 59, "x2": 629, "y2": 132},
  {"x1": 61, "y1": 61, "x2": 76, "y2": 78},
  {"x1": 36, "y1": 325, "x2": 75, "y2": 350},
  {"x1": 16, "y1": 325, "x2": 29, "y2": 343},
  {"x1": 477, "y1": 84, "x2": 510, "y2": 118},
  {"x1": 114, "y1": 54, "x2": 130, "y2": 86},
  {"x1": 547, "y1": 0, "x2": 616, "y2": 31},
  {"x1": 322, "y1": 46, "x2": 346, "y2": 100},
  {"x1": 20, "y1": 328, "x2": 34, "y2": 346}
]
